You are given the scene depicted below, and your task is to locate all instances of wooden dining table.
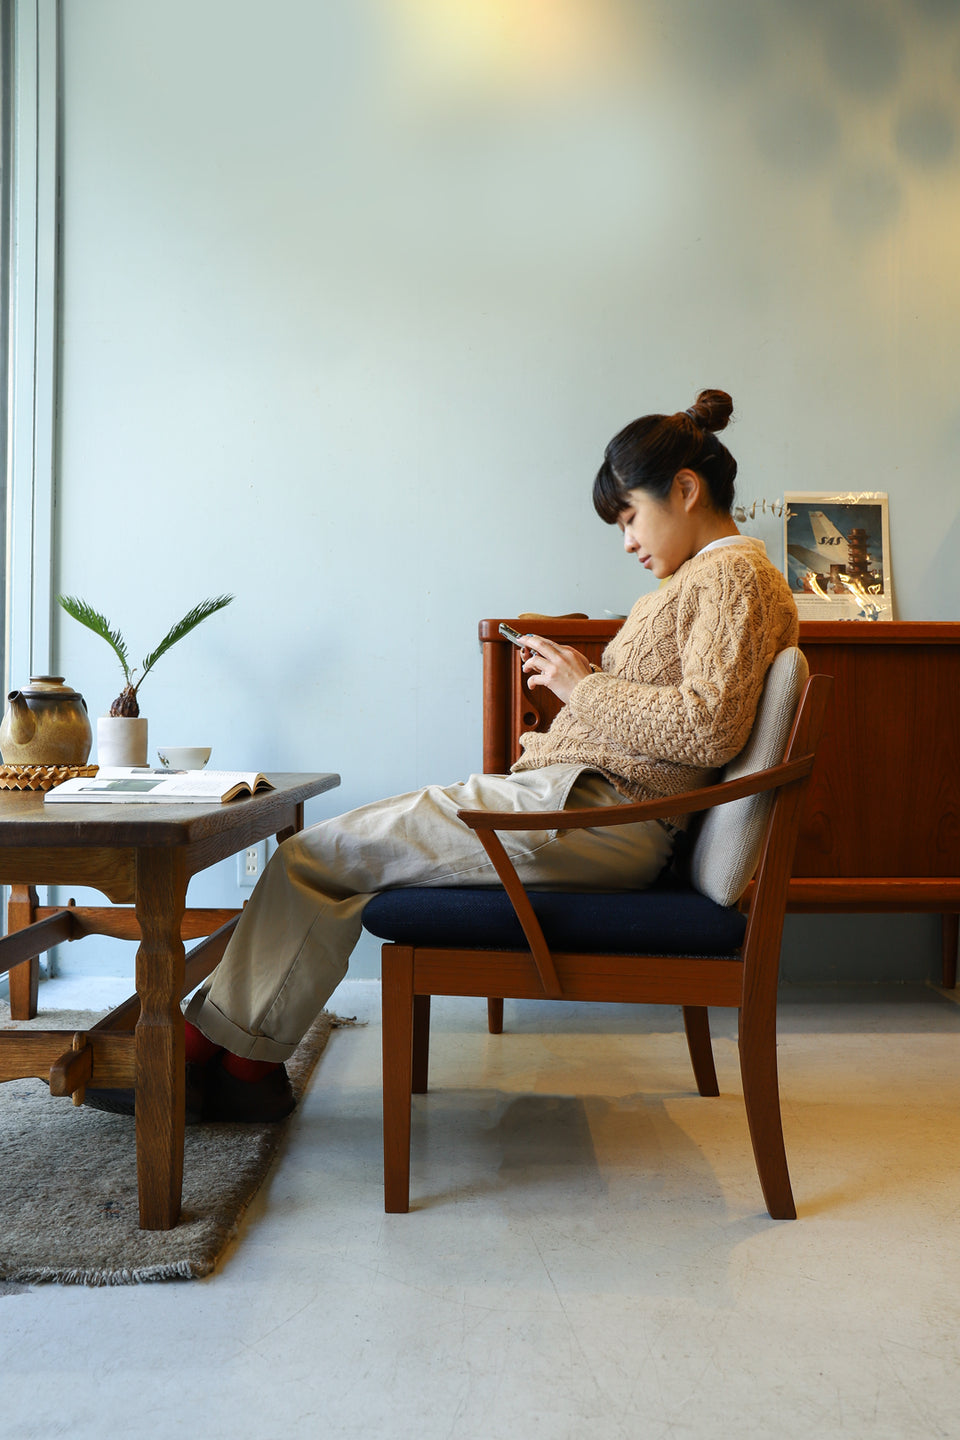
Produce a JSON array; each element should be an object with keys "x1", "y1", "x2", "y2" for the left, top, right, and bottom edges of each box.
[{"x1": 0, "y1": 772, "x2": 340, "y2": 1229}]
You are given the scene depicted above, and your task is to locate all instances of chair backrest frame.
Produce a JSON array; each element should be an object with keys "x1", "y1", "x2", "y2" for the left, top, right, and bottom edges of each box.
[{"x1": 739, "y1": 672, "x2": 833, "y2": 1004}]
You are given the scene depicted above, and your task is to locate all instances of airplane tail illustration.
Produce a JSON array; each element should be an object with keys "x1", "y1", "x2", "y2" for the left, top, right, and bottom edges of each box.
[{"x1": 807, "y1": 511, "x2": 850, "y2": 566}]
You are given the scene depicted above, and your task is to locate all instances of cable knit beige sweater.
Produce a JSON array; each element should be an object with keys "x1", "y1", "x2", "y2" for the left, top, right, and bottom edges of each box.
[{"x1": 512, "y1": 539, "x2": 799, "y2": 814}]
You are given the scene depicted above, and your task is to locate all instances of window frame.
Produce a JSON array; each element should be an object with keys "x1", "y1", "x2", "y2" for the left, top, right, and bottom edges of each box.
[{"x1": 5, "y1": 0, "x2": 59, "y2": 694}]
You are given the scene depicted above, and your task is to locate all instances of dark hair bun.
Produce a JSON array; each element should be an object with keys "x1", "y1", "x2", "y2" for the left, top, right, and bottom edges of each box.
[
  {"x1": 594, "y1": 389, "x2": 740, "y2": 521},
  {"x1": 686, "y1": 389, "x2": 733, "y2": 433}
]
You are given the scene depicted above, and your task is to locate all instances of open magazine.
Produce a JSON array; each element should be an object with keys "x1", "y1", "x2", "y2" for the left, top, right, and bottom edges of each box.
[{"x1": 44, "y1": 767, "x2": 275, "y2": 805}]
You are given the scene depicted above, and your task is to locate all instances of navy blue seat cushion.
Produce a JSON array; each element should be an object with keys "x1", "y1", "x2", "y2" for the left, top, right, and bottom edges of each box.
[{"x1": 362, "y1": 878, "x2": 746, "y2": 958}]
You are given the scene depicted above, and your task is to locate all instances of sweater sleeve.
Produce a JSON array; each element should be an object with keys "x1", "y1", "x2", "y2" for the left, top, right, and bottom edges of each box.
[{"x1": 564, "y1": 559, "x2": 778, "y2": 768}]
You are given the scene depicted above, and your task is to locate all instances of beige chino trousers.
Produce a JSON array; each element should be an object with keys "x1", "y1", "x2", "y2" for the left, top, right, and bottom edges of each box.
[{"x1": 186, "y1": 764, "x2": 673, "y2": 1062}]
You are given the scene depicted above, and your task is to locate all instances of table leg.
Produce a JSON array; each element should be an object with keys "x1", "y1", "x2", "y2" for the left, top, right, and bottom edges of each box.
[
  {"x1": 275, "y1": 801, "x2": 305, "y2": 847},
  {"x1": 7, "y1": 885, "x2": 40, "y2": 1020},
  {"x1": 134, "y1": 850, "x2": 188, "y2": 1229}
]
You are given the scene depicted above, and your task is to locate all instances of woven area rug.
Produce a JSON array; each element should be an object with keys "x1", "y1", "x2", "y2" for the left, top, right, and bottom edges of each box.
[{"x1": 0, "y1": 1005, "x2": 350, "y2": 1286}]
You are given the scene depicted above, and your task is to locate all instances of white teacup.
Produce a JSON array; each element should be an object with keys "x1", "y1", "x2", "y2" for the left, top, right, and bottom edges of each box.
[{"x1": 157, "y1": 746, "x2": 212, "y2": 771}]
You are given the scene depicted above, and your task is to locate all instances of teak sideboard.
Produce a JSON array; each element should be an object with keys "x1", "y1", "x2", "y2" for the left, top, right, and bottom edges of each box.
[{"x1": 479, "y1": 619, "x2": 960, "y2": 988}]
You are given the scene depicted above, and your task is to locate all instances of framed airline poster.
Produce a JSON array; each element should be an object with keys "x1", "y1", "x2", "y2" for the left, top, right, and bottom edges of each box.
[{"x1": 783, "y1": 492, "x2": 893, "y2": 620}]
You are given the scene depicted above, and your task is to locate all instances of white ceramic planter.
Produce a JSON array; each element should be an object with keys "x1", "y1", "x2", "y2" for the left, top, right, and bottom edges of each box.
[{"x1": 97, "y1": 716, "x2": 148, "y2": 767}]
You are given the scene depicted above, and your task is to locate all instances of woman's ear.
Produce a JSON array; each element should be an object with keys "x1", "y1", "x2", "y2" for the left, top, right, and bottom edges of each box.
[{"x1": 674, "y1": 468, "x2": 703, "y2": 512}]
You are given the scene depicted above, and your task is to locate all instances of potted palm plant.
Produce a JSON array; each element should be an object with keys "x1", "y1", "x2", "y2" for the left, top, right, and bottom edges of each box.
[{"x1": 57, "y1": 593, "x2": 234, "y2": 766}]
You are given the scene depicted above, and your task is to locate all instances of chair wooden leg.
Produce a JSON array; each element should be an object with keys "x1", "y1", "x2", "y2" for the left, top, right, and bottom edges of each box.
[
  {"x1": 382, "y1": 945, "x2": 415, "y2": 1213},
  {"x1": 487, "y1": 997, "x2": 504, "y2": 1034},
  {"x1": 412, "y1": 994, "x2": 430, "y2": 1094},
  {"x1": 738, "y1": 1010, "x2": 796, "y2": 1220},
  {"x1": 942, "y1": 913, "x2": 958, "y2": 989},
  {"x1": 682, "y1": 1006, "x2": 719, "y2": 1097}
]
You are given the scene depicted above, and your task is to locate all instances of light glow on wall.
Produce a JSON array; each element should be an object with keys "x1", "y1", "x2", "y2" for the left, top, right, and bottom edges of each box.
[{"x1": 384, "y1": 0, "x2": 635, "y2": 102}]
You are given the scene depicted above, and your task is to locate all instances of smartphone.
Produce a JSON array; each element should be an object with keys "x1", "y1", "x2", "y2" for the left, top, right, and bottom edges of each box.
[{"x1": 499, "y1": 623, "x2": 539, "y2": 656}]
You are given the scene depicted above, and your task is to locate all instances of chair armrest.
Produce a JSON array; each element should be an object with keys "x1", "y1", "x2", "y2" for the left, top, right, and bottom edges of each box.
[
  {"x1": 454, "y1": 753, "x2": 814, "y2": 1000},
  {"x1": 457, "y1": 755, "x2": 814, "y2": 832}
]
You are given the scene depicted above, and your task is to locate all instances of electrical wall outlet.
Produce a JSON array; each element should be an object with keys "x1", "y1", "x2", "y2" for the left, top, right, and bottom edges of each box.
[{"x1": 237, "y1": 840, "x2": 268, "y2": 887}]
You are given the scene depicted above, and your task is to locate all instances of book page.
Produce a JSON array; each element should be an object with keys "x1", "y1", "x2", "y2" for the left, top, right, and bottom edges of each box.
[{"x1": 45, "y1": 770, "x2": 273, "y2": 802}]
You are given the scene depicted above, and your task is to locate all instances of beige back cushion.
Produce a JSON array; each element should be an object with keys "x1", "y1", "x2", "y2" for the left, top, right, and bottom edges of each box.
[{"x1": 689, "y1": 646, "x2": 809, "y2": 907}]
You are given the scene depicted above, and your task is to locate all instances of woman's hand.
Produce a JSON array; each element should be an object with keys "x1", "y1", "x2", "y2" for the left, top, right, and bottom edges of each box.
[{"x1": 520, "y1": 636, "x2": 594, "y2": 704}]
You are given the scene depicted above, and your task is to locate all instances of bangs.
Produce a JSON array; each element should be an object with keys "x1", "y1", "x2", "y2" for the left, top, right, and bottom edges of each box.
[{"x1": 592, "y1": 457, "x2": 630, "y2": 524}]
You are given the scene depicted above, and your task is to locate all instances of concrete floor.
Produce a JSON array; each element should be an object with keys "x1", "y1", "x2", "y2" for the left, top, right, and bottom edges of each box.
[{"x1": 3, "y1": 976, "x2": 960, "y2": 1440}]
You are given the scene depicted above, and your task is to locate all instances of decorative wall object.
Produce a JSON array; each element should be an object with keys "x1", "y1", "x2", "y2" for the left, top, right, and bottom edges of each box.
[
  {"x1": 733, "y1": 497, "x2": 787, "y2": 568},
  {"x1": 783, "y1": 493, "x2": 893, "y2": 621}
]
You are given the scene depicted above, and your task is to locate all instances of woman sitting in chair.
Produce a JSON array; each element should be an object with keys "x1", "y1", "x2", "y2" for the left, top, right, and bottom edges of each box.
[{"x1": 94, "y1": 388, "x2": 798, "y2": 1122}]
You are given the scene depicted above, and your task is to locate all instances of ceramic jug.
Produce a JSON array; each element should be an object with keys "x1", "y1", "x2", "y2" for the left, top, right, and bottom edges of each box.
[{"x1": 0, "y1": 675, "x2": 93, "y2": 766}]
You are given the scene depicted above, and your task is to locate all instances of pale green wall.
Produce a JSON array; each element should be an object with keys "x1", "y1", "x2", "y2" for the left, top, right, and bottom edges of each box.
[{"x1": 51, "y1": 0, "x2": 960, "y2": 981}]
